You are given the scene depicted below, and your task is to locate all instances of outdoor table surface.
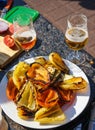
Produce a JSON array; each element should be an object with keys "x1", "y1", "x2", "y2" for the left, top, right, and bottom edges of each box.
[{"x1": 0, "y1": 0, "x2": 95, "y2": 130}]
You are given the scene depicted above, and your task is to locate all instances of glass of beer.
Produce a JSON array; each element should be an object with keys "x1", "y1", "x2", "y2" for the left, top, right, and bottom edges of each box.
[
  {"x1": 65, "y1": 13, "x2": 88, "y2": 65},
  {"x1": 13, "y1": 13, "x2": 37, "y2": 60}
]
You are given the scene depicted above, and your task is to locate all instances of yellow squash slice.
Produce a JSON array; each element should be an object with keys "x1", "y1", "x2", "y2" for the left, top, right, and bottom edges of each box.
[
  {"x1": 34, "y1": 104, "x2": 66, "y2": 124},
  {"x1": 49, "y1": 52, "x2": 69, "y2": 73},
  {"x1": 13, "y1": 62, "x2": 30, "y2": 90},
  {"x1": 59, "y1": 77, "x2": 87, "y2": 90}
]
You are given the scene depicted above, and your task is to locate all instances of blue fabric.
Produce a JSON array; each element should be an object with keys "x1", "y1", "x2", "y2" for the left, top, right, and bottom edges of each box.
[
  {"x1": 0, "y1": 0, "x2": 7, "y2": 2},
  {"x1": 0, "y1": 0, "x2": 7, "y2": 9}
]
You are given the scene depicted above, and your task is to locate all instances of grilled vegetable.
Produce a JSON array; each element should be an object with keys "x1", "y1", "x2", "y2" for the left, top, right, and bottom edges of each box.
[
  {"x1": 35, "y1": 104, "x2": 60, "y2": 119},
  {"x1": 16, "y1": 81, "x2": 39, "y2": 112},
  {"x1": 35, "y1": 110, "x2": 65, "y2": 124},
  {"x1": 6, "y1": 77, "x2": 18, "y2": 100},
  {"x1": 35, "y1": 57, "x2": 47, "y2": 66},
  {"x1": 27, "y1": 62, "x2": 50, "y2": 85},
  {"x1": 49, "y1": 52, "x2": 69, "y2": 73},
  {"x1": 37, "y1": 88, "x2": 59, "y2": 108},
  {"x1": 17, "y1": 106, "x2": 35, "y2": 119},
  {"x1": 6, "y1": 70, "x2": 13, "y2": 79},
  {"x1": 45, "y1": 62, "x2": 61, "y2": 83},
  {"x1": 59, "y1": 77, "x2": 87, "y2": 90},
  {"x1": 34, "y1": 104, "x2": 66, "y2": 124},
  {"x1": 13, "y1": 62, "x2": 30, "y2": 90},
  {"x1": 57, "y1": 87, "x2": 74, "y2": 102}
]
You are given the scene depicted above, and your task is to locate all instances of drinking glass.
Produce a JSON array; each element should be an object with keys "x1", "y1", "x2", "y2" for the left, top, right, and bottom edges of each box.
[
  {"x1": 13, "y1": 13, "x2": 37, "y2": 60},
  {"x1": 65, "y1": 13, "x2": 88, "y2": 65}
]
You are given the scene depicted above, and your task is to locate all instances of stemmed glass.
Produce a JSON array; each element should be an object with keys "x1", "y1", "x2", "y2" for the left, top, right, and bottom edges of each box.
[
  {"x1": 65, "y1": 13, "x2": 88, "y2": 65},
  {"x1": 13, "y1": 13, "x2": 37, "y2": 61}
]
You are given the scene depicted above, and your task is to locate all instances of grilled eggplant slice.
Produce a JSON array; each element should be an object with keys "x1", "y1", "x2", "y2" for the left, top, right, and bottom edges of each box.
[
  {"x1": 27, "y1": 62, "x2": 50, "y2": 84},
  {"x1": 45, "y1": 62, "x2": 61, "y2": 84}
]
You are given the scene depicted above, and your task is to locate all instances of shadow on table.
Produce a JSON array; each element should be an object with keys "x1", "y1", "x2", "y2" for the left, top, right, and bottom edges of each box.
[
  {"x1": 87, "y1": 76, "x2": 95, "y2": 102},
  {"x1": 66, "y1": 0, "x2": 95, "y2": 10},
  {"x1": 33, "y1": 38, "x2": 42, "y2": 50}
]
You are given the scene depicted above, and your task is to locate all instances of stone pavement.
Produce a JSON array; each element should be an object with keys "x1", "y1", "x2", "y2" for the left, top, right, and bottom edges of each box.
[{"x1": 23, "y1": 0, "x2": 95, "y2": 58}]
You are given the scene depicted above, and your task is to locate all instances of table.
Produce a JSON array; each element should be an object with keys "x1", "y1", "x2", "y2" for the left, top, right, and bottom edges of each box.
[{"x1": 1, "y1": 1, "x2": 95, "y2": 130}]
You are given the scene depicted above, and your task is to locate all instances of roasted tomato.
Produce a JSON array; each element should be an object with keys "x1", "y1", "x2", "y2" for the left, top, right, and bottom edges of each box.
[
  {"x1": 9, "y1": 24, "x2": 14, "y2": 34},
  {"x1": 4, "y1": 35, "x2": 15, "y2": 48}
]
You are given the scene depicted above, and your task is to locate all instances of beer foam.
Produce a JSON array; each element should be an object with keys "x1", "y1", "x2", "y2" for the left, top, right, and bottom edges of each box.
[
  {"x1": 65, "y1": 27, "x2": 88, "y2": 42},
  {"x1": 19, "y1": 30, "x2": 36, "y2": 38}
]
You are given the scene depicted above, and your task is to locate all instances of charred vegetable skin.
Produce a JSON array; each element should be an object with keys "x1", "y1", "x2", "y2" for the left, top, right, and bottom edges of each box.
[
  {"x1": 27, "y1": 62, "x2": 50, "y2": 85},
  {"x1": 49, "y1": 52, "x2": 69, "y2": 73},
  {"x1": 6, "y1": 52, "x2": 87, "y2": 124}
]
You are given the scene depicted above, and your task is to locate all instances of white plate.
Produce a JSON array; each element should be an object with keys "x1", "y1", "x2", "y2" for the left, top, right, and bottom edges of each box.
[{"x1": 0, "y1": 57, "x2": 90, "y2": 129}]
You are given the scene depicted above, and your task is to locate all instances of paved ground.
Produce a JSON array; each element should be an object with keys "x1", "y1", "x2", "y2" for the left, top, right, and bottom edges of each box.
[{"x1": 23, "y1": 0, "x2": 95, "y2": 58}]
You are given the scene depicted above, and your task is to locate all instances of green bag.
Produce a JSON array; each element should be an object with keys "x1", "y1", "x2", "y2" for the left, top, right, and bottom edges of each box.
[{"x1": 3, "y1": 6, "x2": 39, "y2": 23}]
